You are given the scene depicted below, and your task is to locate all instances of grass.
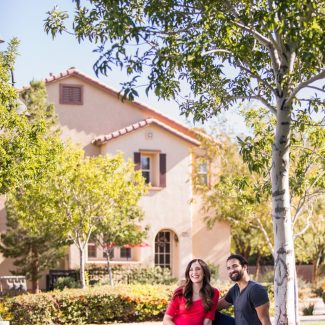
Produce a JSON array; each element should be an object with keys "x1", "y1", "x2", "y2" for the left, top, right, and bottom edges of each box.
[{"x1": 302, "y1": 322, "x2": 325, "y2": 325}]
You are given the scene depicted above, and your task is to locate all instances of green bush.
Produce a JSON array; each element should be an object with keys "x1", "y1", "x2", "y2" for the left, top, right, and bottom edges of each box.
[
  {"x1": 303, "y1": 304, "x2": 314, "y2": 316},
  {"x1": 87, "y1": 265, "x2": 177, "y2": 285},
  {"x1": 4, "y1": 284, "x2": 172, "y2": 325},
  {"x1": 53, "y1": 277, "x2": 81, "y2": 290}
]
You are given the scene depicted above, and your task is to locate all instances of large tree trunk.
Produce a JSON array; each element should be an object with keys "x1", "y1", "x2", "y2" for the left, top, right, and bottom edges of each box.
[
  {"x1": 79, "y1": 247, "x2": 86, "y2": 288},
  {"x1": 272, "y1": 103, "x2": 299, "y2": 324}
]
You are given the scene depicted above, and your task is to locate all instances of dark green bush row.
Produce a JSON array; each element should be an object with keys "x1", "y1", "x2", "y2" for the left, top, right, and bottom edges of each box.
[
  {"x1": 87, "y1": 265, "x2": 177, "y2": 286},
  {"x1": 4, "y1": 282, "x2": 274, "y2": 324},
  {"x1": 5, "y1": 284, "x2": 172, "y2": 325}
]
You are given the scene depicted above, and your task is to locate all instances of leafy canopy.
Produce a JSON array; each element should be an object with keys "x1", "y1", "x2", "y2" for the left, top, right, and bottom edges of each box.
[{"x1": 45, "y1": 0, "x2": 324, "y2": 121}]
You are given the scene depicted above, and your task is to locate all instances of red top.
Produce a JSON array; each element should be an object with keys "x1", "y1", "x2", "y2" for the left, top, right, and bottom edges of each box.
[{"x1": 165, "y1": 287, "x2": 219, "y2": 325}]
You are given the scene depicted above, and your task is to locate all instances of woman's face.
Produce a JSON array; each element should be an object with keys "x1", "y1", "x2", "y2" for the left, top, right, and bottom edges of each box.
[{"x1": 189, "y1": 261, "x2": 204, "y2": 284}]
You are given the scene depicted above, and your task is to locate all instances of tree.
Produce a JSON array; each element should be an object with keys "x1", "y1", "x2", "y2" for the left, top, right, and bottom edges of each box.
[
  {"x1": 95, "y1": 208, "x2": 148, "y2": 285},
  {"x1": 45, "y1": 1, "x2": 324, "y2": 322},
  {"x1": 0, "y1": 40, "x2": 63, "y2": 194},
  {"x1": 20, "y1": 80, "x2": 58, "y2": 130},
  {"x1": 195, "y1": 107, "x2": 324, "y2": 280},
  {"x1": 0, "y1": 80, "x2": 69, "y2": 293},
  {"x1": 0, "y1": 198, "x2": 68, "y2": 293},
  {"x1": 38, "y1": 151, "x2": 147, "y2": 288},
  {"x1": 193, "y1": 132, "x2": 274, "y2": 270},
  {"x1": 295, "y1": 200, "x2": 325, "y2": 284}
]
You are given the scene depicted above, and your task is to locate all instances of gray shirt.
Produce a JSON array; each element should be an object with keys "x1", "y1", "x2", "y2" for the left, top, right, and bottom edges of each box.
[{"x1": 225, "y1": 281, "x2": 269, "y2": 325}]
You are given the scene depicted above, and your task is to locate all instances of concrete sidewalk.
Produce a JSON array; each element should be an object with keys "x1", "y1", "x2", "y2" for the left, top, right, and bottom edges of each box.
[{"x1": 101, "y1": 315, "x2": 325, "y2": 324}]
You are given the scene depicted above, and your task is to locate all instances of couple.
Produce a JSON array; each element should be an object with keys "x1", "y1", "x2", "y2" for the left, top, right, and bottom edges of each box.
[{"x1": 163, "y1": 254, "x2": 272, "y2": 325}]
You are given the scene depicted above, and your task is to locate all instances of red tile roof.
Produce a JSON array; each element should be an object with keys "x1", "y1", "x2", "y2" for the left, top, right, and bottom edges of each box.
[
  {"x1": 33, "y1": 67, "x2": 209, "y2": 142},
  {"x1": 92, "y1": 118, "x2": 200, "y2": 146}
]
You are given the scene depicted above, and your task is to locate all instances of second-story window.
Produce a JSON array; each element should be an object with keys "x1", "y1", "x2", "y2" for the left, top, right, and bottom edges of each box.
[
  {"x1": 134, "y1": 151, "x2": 166, "y2": 188},
  {"x1": 197, "y1": 162, "x2": 208, "y2": 186},
  {"x1": 141, "y1": 155, "x2": 151, "y2": 183}
]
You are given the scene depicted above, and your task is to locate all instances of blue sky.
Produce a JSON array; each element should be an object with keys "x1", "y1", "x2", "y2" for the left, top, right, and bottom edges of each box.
[{"x1": 0, "y1": 0, "x2": 248, "y2": 134}]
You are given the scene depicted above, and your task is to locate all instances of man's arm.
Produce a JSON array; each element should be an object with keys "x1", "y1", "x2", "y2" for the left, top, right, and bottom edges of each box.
[
  {"x1": 255, "y1": 302, "x2": 272, "y2": 325},
  {"x1": 217, "y1": 297, "x2": 232, "y2": 311}
]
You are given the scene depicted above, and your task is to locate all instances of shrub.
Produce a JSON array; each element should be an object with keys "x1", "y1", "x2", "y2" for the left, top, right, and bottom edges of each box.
[
  {"x1": 303, "y1": 304, "x2": 314, "y2": 315},
  {"x1": 53, "y1": 277, "x2": 81, "y2": 290},
  {"x1": 87, "y1": 265, "x2": 177, "y2": 286},
  {"x1": 5, "y1": 284, "x2": 172, "y2": 325}
]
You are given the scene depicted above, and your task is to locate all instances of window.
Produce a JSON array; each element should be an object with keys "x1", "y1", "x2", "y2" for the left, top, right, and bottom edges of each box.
[
  {"x1": 197, "y1": 162, "x2": 208, "y2": 185},
  {"x1": 134, "y1": 152, "x2": 166, "y2": 187},
  {"x1": 87, "y1": 243, "x2": 97, "y2": 258},
  {"x1": 60, "y1": 84, "x2": 83, "y2": 105},
  {"x1": 141, "y1": 155, "x2": 151, "y2": 183},
  {"x1": 154, "y1": 231, "x2": 171, "y2": 269},
  {"x1": 120, "y1": 247, "x2": 131, "y2": 259}
]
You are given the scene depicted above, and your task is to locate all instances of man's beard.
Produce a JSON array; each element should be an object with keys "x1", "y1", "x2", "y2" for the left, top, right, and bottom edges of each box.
[{"x1": 229, "y1": 269, "x2": 244, "y2": 282}]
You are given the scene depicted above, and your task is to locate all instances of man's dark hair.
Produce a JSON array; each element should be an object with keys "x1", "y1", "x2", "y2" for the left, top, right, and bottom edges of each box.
[{"x1": 227, "y1": 254, "x2": 248, "y2": 267}]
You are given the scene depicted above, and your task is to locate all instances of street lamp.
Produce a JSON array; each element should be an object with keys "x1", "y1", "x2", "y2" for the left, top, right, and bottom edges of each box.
[{"x1": 0, "y1": 35, "x2": 4, "y2": 43}]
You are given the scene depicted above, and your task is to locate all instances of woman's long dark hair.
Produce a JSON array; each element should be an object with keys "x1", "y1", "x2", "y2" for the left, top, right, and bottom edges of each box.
[{"x1": 173, "y1": 259, "x2": 214, "y2": 312}]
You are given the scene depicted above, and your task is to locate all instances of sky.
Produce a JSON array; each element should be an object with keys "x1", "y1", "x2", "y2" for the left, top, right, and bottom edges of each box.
[{"x1": 0, "y1": 0, "x2": 249, "y2": 135}]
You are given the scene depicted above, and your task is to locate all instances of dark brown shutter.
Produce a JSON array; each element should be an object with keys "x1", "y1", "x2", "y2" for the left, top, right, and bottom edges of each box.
[
  {"x1": 159, "y1": 153, "x2": 166, "y2": 187},
  {"x1": 134, "y1": 152, "x2": 141, "y2": 171}
]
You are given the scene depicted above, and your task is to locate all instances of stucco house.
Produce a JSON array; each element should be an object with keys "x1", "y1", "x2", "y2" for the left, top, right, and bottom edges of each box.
[{"x1": 0, "y1": 67, "x2": 230, "y2": 289}]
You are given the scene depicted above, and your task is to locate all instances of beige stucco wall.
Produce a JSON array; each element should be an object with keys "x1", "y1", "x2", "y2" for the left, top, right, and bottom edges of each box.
[
  {"x1": 191, "y1": 195, "x2": 230, "y2": 280},
  {"x1": 0, "y1": 73, "x2": 230, "y2": 289},
  {"x1": 99, "y1": 124, "x2": 195, "y2": 278},
  {"x1": 46, "y1": 77, "x2": 152, "y2": 156}
]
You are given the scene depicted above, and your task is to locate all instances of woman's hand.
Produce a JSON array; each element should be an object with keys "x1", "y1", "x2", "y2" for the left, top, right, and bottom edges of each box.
[
  {"x1": 163, "y1": 314, "x2": 176, "y2": 325},
  {"x1": 203, "y1": 319, "x2": 212, "y2": 325}
]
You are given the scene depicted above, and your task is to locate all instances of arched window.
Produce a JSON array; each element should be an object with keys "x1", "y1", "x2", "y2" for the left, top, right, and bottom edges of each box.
[{"x1": 154, "y1": 230, "x2": 172, "y2": 269}]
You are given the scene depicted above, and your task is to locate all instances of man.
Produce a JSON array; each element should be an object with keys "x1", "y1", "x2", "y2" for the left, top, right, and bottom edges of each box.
[{"x1": 216, "y1": 254, "x2": 272, "y2": 325}]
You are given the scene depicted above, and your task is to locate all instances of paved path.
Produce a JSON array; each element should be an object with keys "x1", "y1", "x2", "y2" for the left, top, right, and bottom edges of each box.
[{"x1": 99, "y1": 315, "x2": 325, "y2": 324}]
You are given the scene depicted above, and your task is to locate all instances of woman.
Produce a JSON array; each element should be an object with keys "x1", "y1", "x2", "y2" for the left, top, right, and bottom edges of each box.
[{"x1": 163, "y1": 259, "x2": 219, "y2": 325}]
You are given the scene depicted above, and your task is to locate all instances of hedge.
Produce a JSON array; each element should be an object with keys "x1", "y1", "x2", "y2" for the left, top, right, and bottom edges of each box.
[
  {"x1": 4, "y1": 284, "x2": 172, "y2": 325},
  {"x1": 3, "y1": 282, "x2": 270, "y2": 324}
]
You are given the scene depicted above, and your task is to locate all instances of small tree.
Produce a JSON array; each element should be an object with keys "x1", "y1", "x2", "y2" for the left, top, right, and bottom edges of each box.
[
  {"x1": 48, "y1": 151, "x2": 148, "y2": 288},
  {"x1": 0, "y1": 79, "x2": 70, "y2": 292},
  {"x1": 0, "y1": 199, "x2": 68, "y2": 293},
  {"x1": 0, "y1": 40, "x2": 63, "y2": 195},
  {"x1": 96, "y1": 214, "x2": 148, "y2": 285}
]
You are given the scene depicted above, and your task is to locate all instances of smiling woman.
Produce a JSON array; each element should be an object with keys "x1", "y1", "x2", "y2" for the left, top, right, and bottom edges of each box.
[{"x1": 163, "y1": 259, "x2": 220, "y2": 325}]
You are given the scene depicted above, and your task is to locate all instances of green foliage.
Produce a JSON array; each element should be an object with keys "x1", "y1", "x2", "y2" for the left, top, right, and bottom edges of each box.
[
  {"x1": 86, "y1": 265, "x2": 177, "y2": 285},
  {"x1": 14, "y1": 147, "x2": 148, "y2": 288},
  {"x1": 5, "y1": 285, "x2": 172, "y2": 324},
  {"x1": 207, "y1": 262, "x2": 219, "y2": 285},
  {"x1": 53, "y1": 277, "x2": 81, "y2": 291},
  {"x1": 302, "y1": 304, "x2": 314, "y2": 316},
  {"x1": 112, "y1": 266, "x2": 177, "y2": 285},
  {"x1": 193, "y1": 132, "x2": 274, "y2": 257},
  {"x1": 44, "y1": 0, "x2": 324, "y2": 122},
  {"x1": 20, "y1": 80, "x2": 58, "y2": 130},
  {"x1": 0, "y1": 40, "x2": 64, "y2": 195},
  {"x1": 0, "y1": 75, "x2": 70, "y2": 293}
]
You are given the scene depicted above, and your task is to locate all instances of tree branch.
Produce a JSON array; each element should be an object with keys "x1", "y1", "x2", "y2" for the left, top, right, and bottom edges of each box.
[
  {"x1": 287, "y1": 70, "x2": 325, "y2": 104},
  {"x1": 294, "y1": 205, "x2": 313, "y2": 238},
  {"x1": 255, "y1": 216, "x2": 274, "y2": 258},
  {"x1": 306, "y1": 85, "x2": 325, "y2": 93}
]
